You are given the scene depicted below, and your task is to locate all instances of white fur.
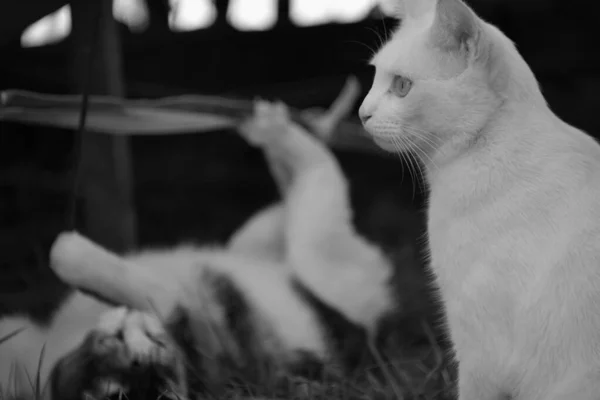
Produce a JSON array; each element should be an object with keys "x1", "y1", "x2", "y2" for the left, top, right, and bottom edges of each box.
[
  {"x1": 285, "y1": 164, "x2": 395, "y2": 330},
  {"x1": 361, "y1": 0, "x2": 600, "y2": 399}
]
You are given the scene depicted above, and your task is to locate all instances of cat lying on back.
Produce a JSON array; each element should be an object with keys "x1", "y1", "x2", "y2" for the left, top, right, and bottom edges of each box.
[
  {"x1": 0, "y1": 78, "x2": 399, "y2": 400},
  {"x1": 362, "y1": 0, "x2": 600, "y2": 399}
]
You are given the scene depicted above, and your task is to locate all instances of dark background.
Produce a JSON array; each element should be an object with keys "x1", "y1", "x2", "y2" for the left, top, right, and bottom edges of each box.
[{"x1": 0, "y1": 0, "x2": 598, "y2": 325}]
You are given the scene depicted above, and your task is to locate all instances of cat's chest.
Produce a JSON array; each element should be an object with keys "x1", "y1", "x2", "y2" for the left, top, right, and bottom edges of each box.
[
  {"x1": 426, "y1": 212, "x2": 522, "y2": 359},
  {"x1": 426, "y1": 201, "x2": 527, "y2": 318},
  {"x1": 425, "y1": 182, "x2": 537, "y2": 292},
  {"x1": 427, "y1": 211, "x2": 504, "y2": 290}
]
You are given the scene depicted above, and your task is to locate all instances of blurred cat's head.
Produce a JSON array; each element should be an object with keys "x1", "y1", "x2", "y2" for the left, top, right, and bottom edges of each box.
[{"x1": 361, "y1": 0, "x2": 544, "y2": 162}]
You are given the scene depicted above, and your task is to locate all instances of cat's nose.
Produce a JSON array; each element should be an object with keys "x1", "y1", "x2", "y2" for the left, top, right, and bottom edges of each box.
[{"x1": 358, "y1": 107, "x2": 372, "y2": 124}]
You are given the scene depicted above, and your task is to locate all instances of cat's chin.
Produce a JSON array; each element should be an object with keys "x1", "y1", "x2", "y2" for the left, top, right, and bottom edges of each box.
[{"x1": 371, "y1": 135, "x2": 402, "y2": 153}]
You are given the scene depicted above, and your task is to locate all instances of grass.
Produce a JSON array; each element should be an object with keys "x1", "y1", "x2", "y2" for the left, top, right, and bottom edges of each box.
[
  {"x1": 0, "y1": 328, "x2": 41, "y2": 400},
  {"x1": 0, "y1": 320, "x2": 457, "y2": 400},
  {"x1": 211, "y1": 326, "x2": 457, "y2": 400},
  {"x1": 169, "y1": 313, "x2": 457, "y2": 400}
]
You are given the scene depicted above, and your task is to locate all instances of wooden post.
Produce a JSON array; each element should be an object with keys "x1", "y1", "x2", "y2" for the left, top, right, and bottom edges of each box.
[{"x1": 70, "y1": 0, "x2": 137, "y2": 253}]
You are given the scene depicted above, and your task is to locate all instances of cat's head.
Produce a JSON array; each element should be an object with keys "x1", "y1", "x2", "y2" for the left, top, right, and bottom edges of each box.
[{"x1": 360, "y1": 0, "x2": 543, "y2": 162}]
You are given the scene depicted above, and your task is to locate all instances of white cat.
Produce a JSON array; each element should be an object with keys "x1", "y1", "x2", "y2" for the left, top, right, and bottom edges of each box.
[
  {"x1": 0, "y1": 80, "x2": 397, "y2": 400},
  {"x1": 361, "y1": 0, "x2": 600, "y2": 399}
]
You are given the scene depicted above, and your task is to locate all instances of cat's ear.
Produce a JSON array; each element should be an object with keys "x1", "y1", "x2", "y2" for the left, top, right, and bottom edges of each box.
[
  {"x1": 377, "y1": 0, "x2": 401, "y2": 17},
  {"x1": 431, "y1": 0, "x2": 487, "y2": 61},
  {"x1": 384, "y1": 0, "x2": 438, "y2": 21}
]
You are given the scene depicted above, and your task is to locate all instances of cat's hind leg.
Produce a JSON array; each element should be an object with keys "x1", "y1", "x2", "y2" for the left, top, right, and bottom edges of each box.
[
  {"x1": 230, "y1": 96, "x2": 333, "y2": 259},
  {"x1": 233, "y1": 84, "x2": 360, "y2": 260},
  {"x1": 238, "y1": 100, "x2": 396, "y2": 331},
  {"x1": 227, "y1": 204, "x2": 285, "y2": 261}
]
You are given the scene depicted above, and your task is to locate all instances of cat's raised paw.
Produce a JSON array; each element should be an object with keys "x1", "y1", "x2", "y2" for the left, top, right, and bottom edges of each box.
[
  {"x1": 238, "y1": 99, "x2": 292, "y2": 147},
  {"x1": 122, "y1": 310, "x2": 175, "y2": 367},
  {"x1": 53, "y1": 308, "x2": 187, "y2": 400},
  {"x1": 92, "y1": 308, "x2": 178, "y2": 370}
]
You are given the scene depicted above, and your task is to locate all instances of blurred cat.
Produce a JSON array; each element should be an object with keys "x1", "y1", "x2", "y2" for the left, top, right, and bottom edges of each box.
[
  {"x1": 0, "y1": 77, "x2": 398, "y2": 400},
  {"x1": 361, "y1": 0, "x2": 600, "y2": 399}
]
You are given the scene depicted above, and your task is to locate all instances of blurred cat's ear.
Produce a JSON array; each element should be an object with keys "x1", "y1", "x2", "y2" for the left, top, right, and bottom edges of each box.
[
  {"x1": 377, "y1": 0, "x2": 402, "y2": 17},
  {"x1": 384, "y1": 0, "x2": 438, "y2": 21},
  {"x1": 377, "y1": 0, "x2": 397, "y2": 17}
]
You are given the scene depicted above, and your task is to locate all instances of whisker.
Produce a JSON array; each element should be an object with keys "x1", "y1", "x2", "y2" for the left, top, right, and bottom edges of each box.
[
  {"x1": 407, "y1": 148, "x2": 427, "y2": 194},
  {"x1": 405, "y1": 134, "x2": 434, "y2": 166},
  {"x1": 390, "y1": 137, "x2": 407, "y2": 185},
  {"x1": 405, "y1": 143, "x2": 423, "y2": 200},
  {"x1": 393, "y1": 136, "x2": 417, "y2": 197},
  {"x1": 401, "y1": 125, "x2": 439, "y2": 168},
  {"x1": 381, "y1": 17, "x2": 391, "y2": 43},
  {"x1": 365, "y1": 26, "x2": 386, "y2": 50},
  {"x1": 394, "y1": 126, "x2": 435, "y2": 184},
  {"x1": 404, "y1": 126, "x2": 439, "y2": 148},
  {"x1": 401, "y1": 136, "x2": 422, "y2": 199},
  {"x1": 409, "y1": 136, "x2": 439, "y2": 175},
  {"x1": 344, "y1": 40, "x2": 378, "y2": 58}
]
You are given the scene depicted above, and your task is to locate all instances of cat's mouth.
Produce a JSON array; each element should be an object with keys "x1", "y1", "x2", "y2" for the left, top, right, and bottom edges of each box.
[
  {"x1": 373, "y1": 137, "x2": 400, "y2": 153},
  {"x1": 368, "y1": 131, "x2": 400, "y2": 153}
]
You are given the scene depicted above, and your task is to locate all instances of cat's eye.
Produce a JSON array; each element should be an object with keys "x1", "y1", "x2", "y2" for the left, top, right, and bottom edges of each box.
[{"x1": 391, "y1": 75, "x2": 413, "y2": 98}]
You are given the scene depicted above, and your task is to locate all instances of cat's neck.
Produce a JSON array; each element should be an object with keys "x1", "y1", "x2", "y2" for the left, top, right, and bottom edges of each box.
[
  {"x1": 425, "y1": 103, "x2": 545, "y2": 171},
  {"x1": 423, "y1": 22, "x2": 557, "y2": 178},
  {"x1": 424, "y1": 102, "x2": 598, "y2": 203}
]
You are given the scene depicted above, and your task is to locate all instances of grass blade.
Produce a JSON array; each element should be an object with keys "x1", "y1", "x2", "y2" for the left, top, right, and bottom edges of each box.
[
  {"x1": 0, "y1": 327, "x2": 26, "y2": 346},
  {"x1": 34, "y1": 344, "x2": 46, "y2": 400}
]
